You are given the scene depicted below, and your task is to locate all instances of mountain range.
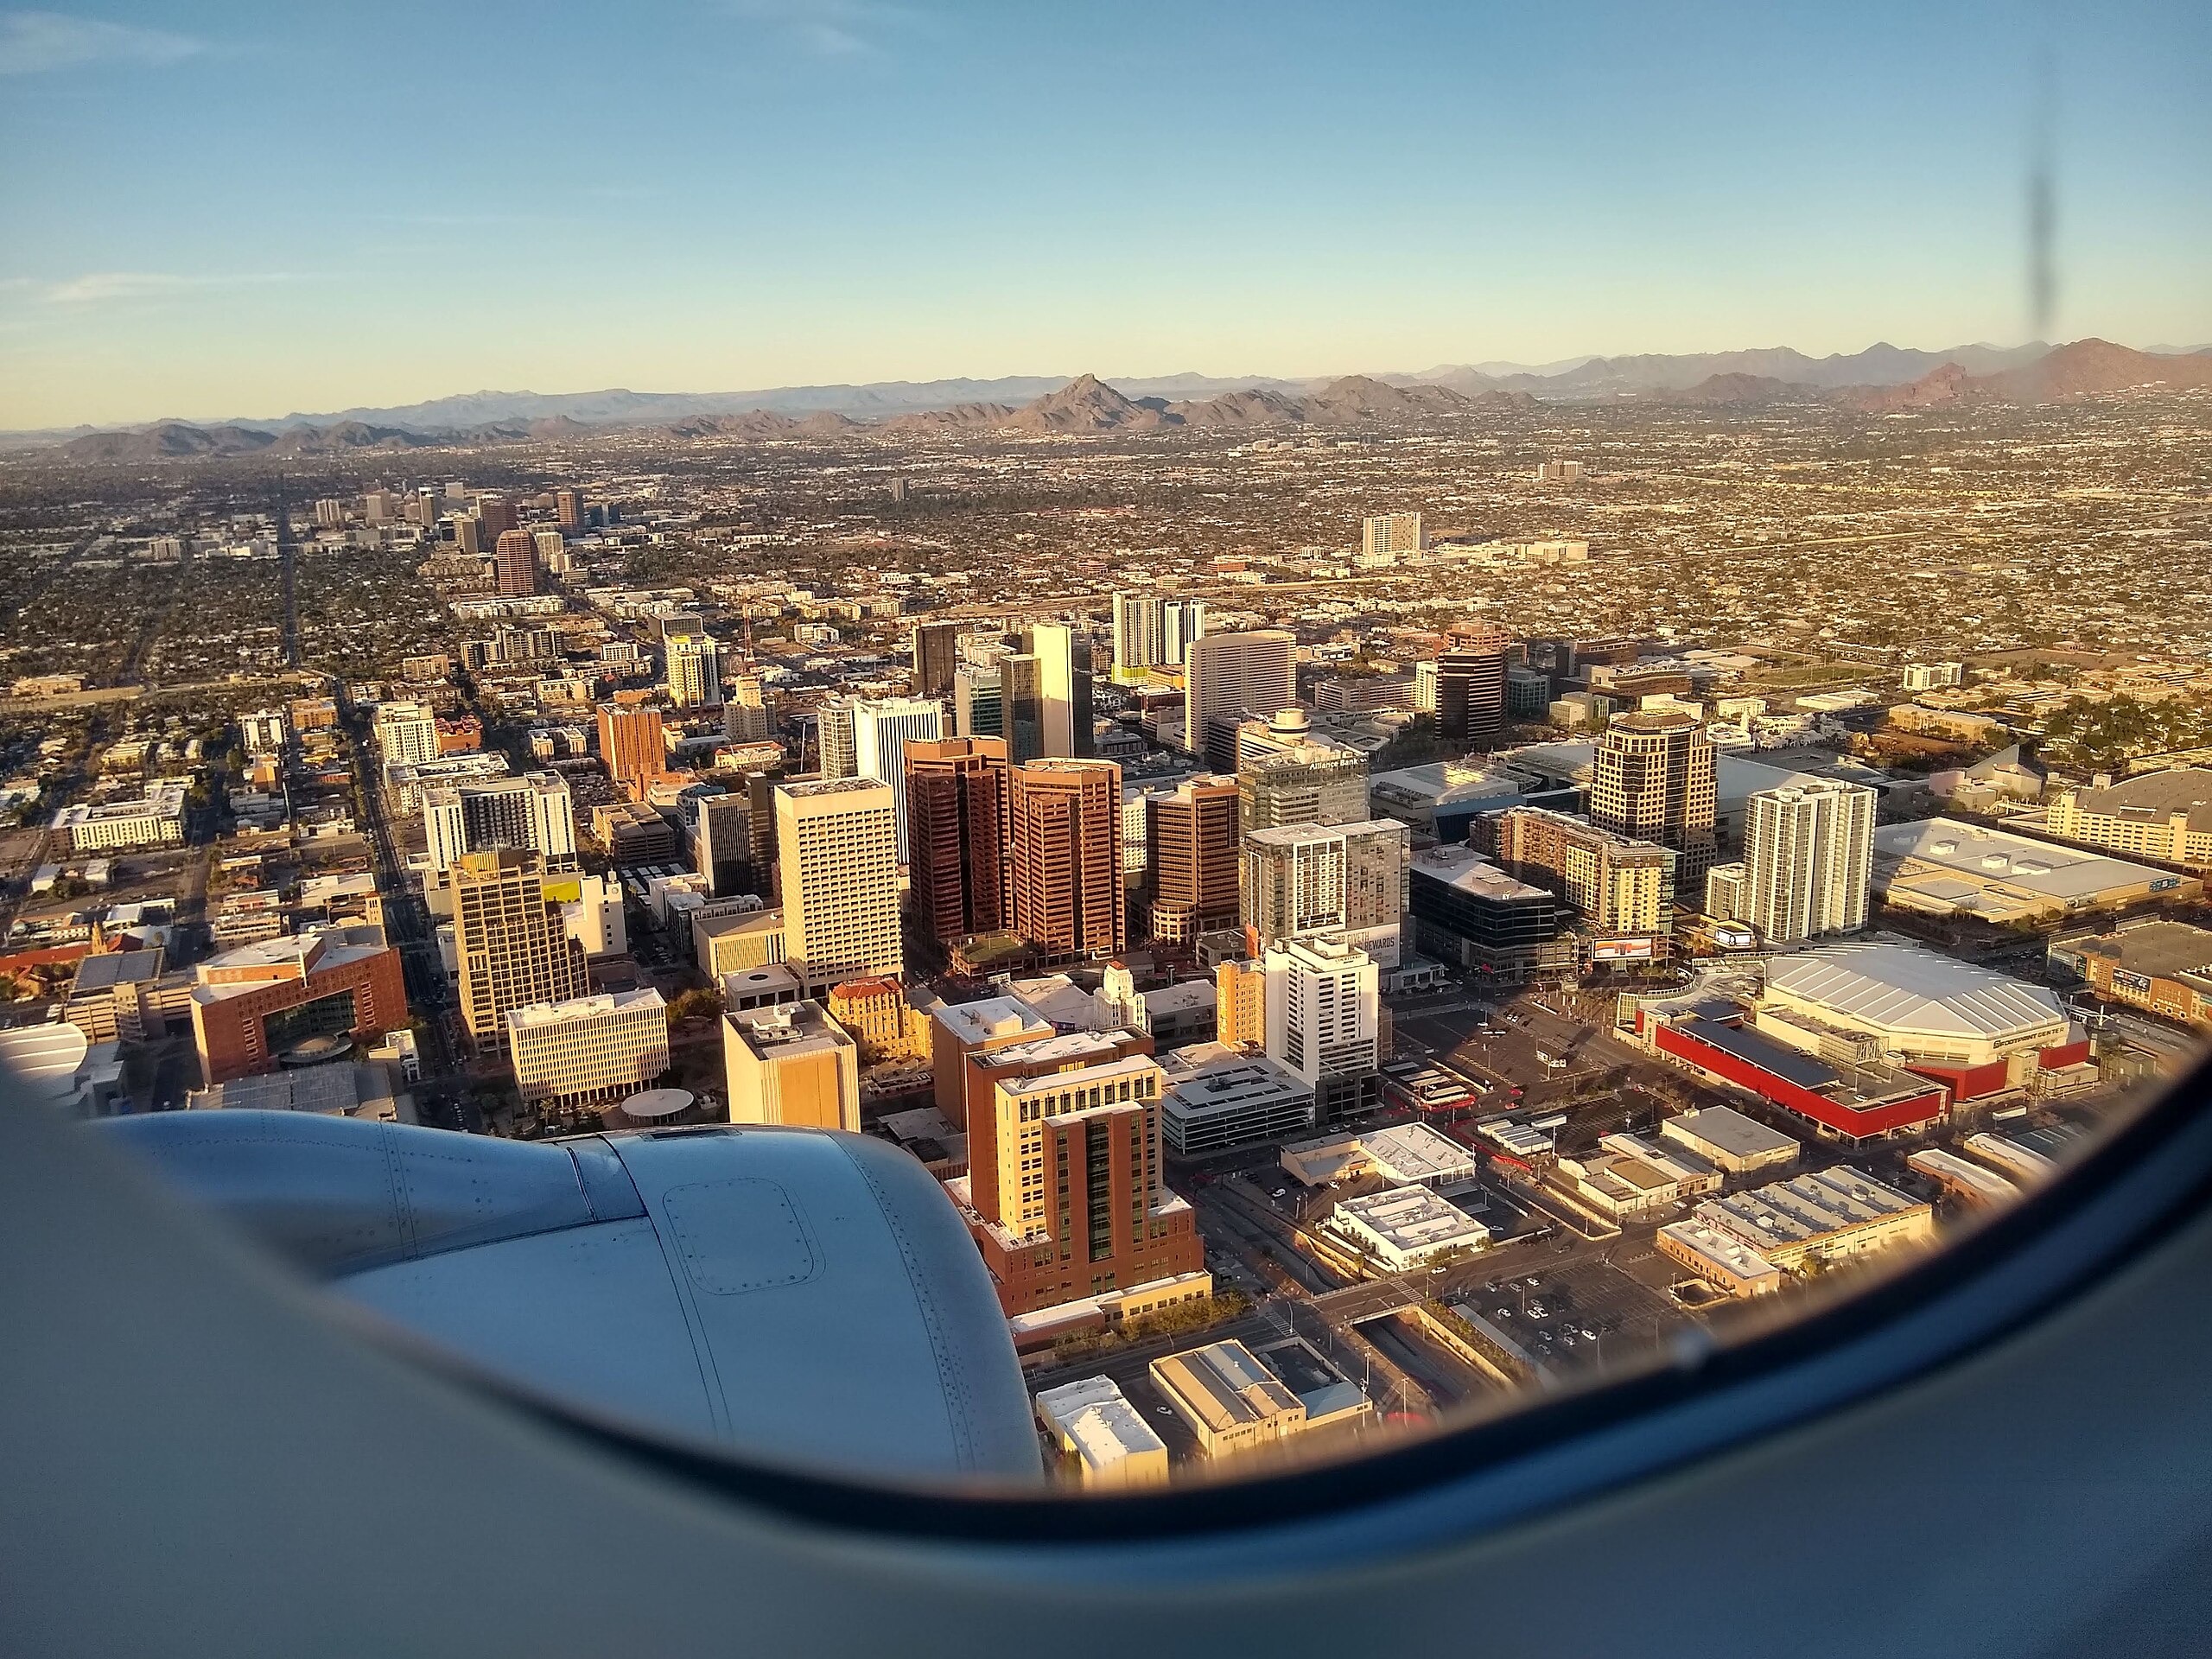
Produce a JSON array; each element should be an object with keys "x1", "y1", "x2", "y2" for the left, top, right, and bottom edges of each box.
[{"x1": 17, "y1": 339, "x2": 2212, "y2": 461}]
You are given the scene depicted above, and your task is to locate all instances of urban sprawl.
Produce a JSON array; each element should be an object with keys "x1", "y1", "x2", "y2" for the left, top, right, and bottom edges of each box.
[{"x1": 4, "y1": 383, "x2": 2210, "y2": 1484}]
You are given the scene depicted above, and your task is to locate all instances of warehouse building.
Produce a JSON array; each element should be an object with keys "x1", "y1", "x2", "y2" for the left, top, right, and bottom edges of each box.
[
  {"x1": 1148, "y1": 1339, "x2": 1306, "y2": 1460},
  {"x1": 1691, "y1": 1166, "x2": 1934, "y2": 1272},
  {"x1": 1658, "y1": 1103, "x2": 1801, "y2": 1174}
]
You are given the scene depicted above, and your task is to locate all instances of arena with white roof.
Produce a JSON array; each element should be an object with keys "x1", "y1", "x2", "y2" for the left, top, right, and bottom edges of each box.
[{"x1": 1760, "y1": 938, "x2": 2072, "y2": 1069}]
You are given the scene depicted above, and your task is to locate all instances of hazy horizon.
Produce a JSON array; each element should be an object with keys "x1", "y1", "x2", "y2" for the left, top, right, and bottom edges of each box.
[{"x1": 3, "y1": 1, "x2": 2209, "y2": 429}]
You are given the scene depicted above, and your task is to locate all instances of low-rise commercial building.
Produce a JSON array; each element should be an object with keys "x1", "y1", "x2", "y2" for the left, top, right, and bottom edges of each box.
[
  {"x1": 1691, "y1": 1166, "x2": 1934, "y2": 1273},
  {"x1": 1909, "y1": 1147, "x2": 2020, "y2": 1208},
  {"x1": 1655, "y1": 1219, "x2": 1784, "y2": 1296},
  {"x1": 2069, "y1": 919, "x2": 2212, "y2": 1032},
  {"x1": 1033, "y1": 1376, "x2": 1170, "y2": 1489},
  {"x1": 1553, "y1": 1132, "x2": 1722, "y2": 1222},
  {"x1": 1325, "y1": 1184, "x2": 1491, "y2": 1270},
  {"x1": 1148, "y1": 1339, "x2": 1306, "y2": 1460},
  {"x1": 1658, "y1": 1103, "x2": 1801, "y2": 1174}
]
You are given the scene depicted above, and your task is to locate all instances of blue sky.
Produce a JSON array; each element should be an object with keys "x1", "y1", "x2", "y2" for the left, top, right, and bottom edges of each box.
[{"x1": 2, "y1": 1, "x2": 2207, "y2": 427}]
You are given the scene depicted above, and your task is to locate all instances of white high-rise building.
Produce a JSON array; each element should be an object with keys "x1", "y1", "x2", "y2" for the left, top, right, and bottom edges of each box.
[
  {"x1": 852, "y1": 696, "x2": 944, "y2": 855},
  {"x1": 1111, "y1": 593, "x2": 1163, "y2": 683},
  {"x1": 817, "y1": 698, "x2": 858, "y2": 779},
  {"x1": 1361, "y1": 512, "x2": 1423, "y2": 563},
  {"x1": 1111, "y1": 595, "x2": 1206, "y2": 683},
  {"x1": 1183, "y1": 629, "x2": 1295, "y2": 772},
  {"x1": 423, "y1": 772, "x2": 578, "y2": 872},
  {"x1": 664, "y1": 628, "x2": 724, "y2": 709},
  {"x1": 1027, "y1": 622, "x2": 1091, "y2": 758},
  {"x1": 1742, "y1": 779, "x2": 1876, "y2": 944},
  {"x1": 374, "y1": 700, "x2": 442, "y2": 767},
  {"x1": 1163, "y1": 599, "x2": 1207, "y2": 666},
  {"x1": 1263, "y1": 935, "x2": 1382, "y2": 1122},
  {"x1": 774, "y1": 779, "x2": 902, "y2": 991}
]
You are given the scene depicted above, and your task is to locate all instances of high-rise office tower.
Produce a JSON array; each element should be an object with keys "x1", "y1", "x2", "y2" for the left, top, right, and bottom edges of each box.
[
  {"x1": 955, "y1": 1027, "x2": 1201, "y2": 1315},
  {"x1": 724, "y1": 1001, "x2": 861, "y2": 1133},
  {"x1": 1361, "y1": 512, "x2": 1423, "y2": 563},
  {"x1": 904, "y1": 736, "x2": 1013, "y2": 947},
  {"x1": 1162, "y1": 598, "x2": 1207, "y2": 666},
  {"x1": 1111, "y1": 594, "x2": 1162, "y2": 683},
  {"x1": 1481, "y1": 805, "x2": 1674, "y2": 935},
  {"x1": 1741, "y1": 779, "x2": 1876, "y2": 944},
  {"x1": 595, "y1": 702, "x2": 667, "y2": 798},
  {"x1": 774, "y1": 778, "x2": 903, "y2": 990},
  {"x1": 423, "y1": 772, "x2": 578, "y2": 873},
  {"x1": 1241, "y1": 818, "x2": 1411, "y2": 968},
  {"x1": 452, "y1": 849, "x2": 591, "y2": 1053},
  {"x1": 1435, "y1": 620, "x2": 1511, "y2": 752},
  {"x1": 911, "y1": 620, "x2": 963, "y2": 702},
  {"x1": 1009, "y1": 759, "x2": 1125, "y2": 962},
  {"x1": 1026, "y1": 623, "x2": 1092, "y2": 759},
  {"x1": 1263, "y1": 934, "x2": 1382, "y2": 1122},
  {"x1": 952, "y1": 662, "x2": 1004, "y2": 741},
  {"x1": 1001, "y1": 652, "x2": 1046, "y2": 762},
  {"x1": 1590, "y1": 710, "x2": 1719, "y2": 883},
  {"x1": 493, "y1": 529, "x2": 538, "y2": 598},
  {"x1": 723, "y1": 672, "x2": 774, "y2": 742},
  {"x1": 691, "y1": 790, "x2": 753, "y2": 898},
  {"x1": 476, "y1": 493, "x2": 518, "y2": 540},
  {"x1": 817, "y1": 697, "x2": 858, "y2": 779},
  {"x1": 450, "y1": 513, "x2": 483, "y2": 557},
  {"x1": 1413, "y1": 658, "x2": 1439, "y2": 714},
  {"x1": 1184, "y1": 629, "x2": 1295, "y2": 773},
  {"x1": 664, "y1": 627, "x2": 724, "y2": 709},
  {"x1": 852, "y1": 696, "x2": 944, "y2": 856},
  {"x1": 1235, "y1": 707, "x2": 1368, "y2": 832},
  {"x1": 1142, "y1": 775, "x2": 1242, "y2": 944},
  {"x1": 554, "y1": 488, "x2": 584, "y2": 531}
]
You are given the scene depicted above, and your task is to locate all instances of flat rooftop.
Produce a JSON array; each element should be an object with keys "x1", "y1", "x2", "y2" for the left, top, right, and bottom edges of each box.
[
  {"x1": 1663, "y1": 1103, "x2": 1800, "y2": 1160},
  {"x1": 1334, "y1": 1184, "x2": 1491, "y2": 1253},
  {"x1": 1409, "y1": 844, "x2": 1553, "y2": 903},
  {"x1": 1696, "y1": 1166, "x2": 1924, "y2": 1251},
  {"x1": 1875, "y1": 817, "x2": 2183, "y2": 902},
  {"x1": 2078, "y1": 920, "x2": 2212, "y2": 981}
]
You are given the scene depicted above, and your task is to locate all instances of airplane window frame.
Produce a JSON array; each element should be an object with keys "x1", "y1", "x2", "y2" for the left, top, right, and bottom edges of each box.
[{"x1": 385, "y1": 1051, "x2": 2212, "y2": 1550}]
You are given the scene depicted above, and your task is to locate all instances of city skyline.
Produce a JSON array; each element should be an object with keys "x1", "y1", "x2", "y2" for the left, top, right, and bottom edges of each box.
[{"x1": 3, "y1": 2, "x2": 2210, "y2": 428}]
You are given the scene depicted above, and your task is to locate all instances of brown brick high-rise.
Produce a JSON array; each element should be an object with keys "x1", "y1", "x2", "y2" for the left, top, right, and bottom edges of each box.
[
  {"x1": 1143, "y1": 774, "x2": 1241, "y2": 943},
  {"x1": 1009, "y1": 758, "x2": 1124, "y2": 963},
  {"x1": 904, "y1": 736, "x2": 1012, "y2": 947}
]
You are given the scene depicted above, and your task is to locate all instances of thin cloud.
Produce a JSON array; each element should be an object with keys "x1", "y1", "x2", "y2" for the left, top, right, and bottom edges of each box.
[
  {"x1": 38, "y1": 271, "x2": 302, "y2": 304},
  {"x1": 0, "y1": 10, "x2": 205, "y2": 74},
  {"x1": 722, "y1": 0, "x2": 920, "y2": 59}
]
